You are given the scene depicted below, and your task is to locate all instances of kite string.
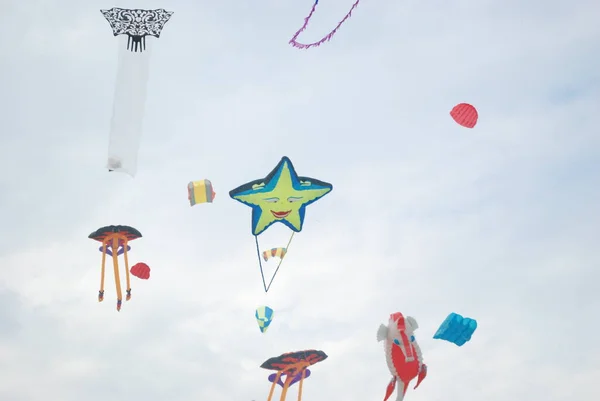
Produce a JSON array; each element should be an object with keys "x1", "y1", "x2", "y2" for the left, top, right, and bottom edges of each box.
[
  {"x1": 265, "y1": 232, "x2": 295, "y2": 292},
  {"x1": 254, "y1": 235, "x2": 269, "y2": 292},
  {"x1": 289, "y1": 0, "x2": 361, "y2": 49}
]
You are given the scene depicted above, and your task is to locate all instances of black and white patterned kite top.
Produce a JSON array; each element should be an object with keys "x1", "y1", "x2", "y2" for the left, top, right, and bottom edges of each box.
[{"x1": 101, "y1": 8, "x2": 173, "y2": 52}]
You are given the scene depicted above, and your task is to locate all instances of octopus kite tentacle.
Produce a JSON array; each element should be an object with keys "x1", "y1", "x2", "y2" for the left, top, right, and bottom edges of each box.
[
  {"x1": 111, "y1": 238, "x2": 123, "y2": 311},
  {"x1": 297, "y1": 370, "x2": 306, "y2": 401},
  {"x1": 99, "y1": 243, "x2": 107, "y2": 302},
  {"x1": 267, "y1": 371, "x2": 282, "y2": 401},
  {"x1": 123, "y1": 240, "x2": 132, "y2": 301},
  {"x1": 289, "y1": 0, "x2": 361, "y2": 49}
]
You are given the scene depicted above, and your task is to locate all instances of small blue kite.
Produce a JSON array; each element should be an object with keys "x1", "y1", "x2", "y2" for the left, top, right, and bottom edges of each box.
[
  {"x1": 255, "y1": 306, "x2": 274, "y2": 333},
  {"x1": 433, "y1": 312, "x2": 477, "y2": 346}
]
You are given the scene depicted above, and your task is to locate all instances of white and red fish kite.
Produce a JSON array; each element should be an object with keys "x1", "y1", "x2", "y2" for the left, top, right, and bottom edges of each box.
[{"x1": 377, "y1": 312, "x2": 427, "y2": 401}]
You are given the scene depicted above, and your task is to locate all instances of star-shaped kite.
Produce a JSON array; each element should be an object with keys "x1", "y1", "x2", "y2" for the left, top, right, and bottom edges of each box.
[{"x1": 229, "y1": 157, "x2": 333, "y2": 236}]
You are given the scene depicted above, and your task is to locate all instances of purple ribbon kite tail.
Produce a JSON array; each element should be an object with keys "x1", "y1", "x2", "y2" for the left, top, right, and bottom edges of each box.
[{"x1": 289, "y1": 0, "x2": 361, "y2": 49}]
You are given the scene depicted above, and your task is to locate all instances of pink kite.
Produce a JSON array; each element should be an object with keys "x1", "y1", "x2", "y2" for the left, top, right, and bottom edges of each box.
[
  {"x1": 450, "y1": 103, "x2": 478, "y2": 128},
  {"x1": 131, "y1": 262, "x2": 150, "y2": 280},
  {"x1": 289, "y1": 0, "x2": 361, "y2": 49}
]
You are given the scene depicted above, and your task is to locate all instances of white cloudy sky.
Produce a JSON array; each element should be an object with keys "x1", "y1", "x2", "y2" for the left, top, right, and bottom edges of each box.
[{"x1": 0, "y1": 0, "x2": 599, "y2": 400}]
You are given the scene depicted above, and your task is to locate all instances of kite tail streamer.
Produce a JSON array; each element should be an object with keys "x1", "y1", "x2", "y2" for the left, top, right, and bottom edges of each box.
[{"x1": 289, "y1": 0, "x2": 361, "y2": 49}]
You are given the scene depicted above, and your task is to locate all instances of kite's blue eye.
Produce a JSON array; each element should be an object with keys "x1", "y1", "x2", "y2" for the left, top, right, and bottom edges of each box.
[{"x1": 393, "y1": 339, "x2": 400, "y2": 345}]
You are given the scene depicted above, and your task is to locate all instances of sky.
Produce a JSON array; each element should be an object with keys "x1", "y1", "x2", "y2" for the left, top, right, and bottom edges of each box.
[{"x1": 0, "y1": 0, "x2": 599, "y2": 400}]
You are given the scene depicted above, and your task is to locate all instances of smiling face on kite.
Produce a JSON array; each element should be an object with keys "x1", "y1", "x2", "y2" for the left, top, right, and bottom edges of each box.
[{"x1": 229, "y1": 157, "x2": 333, "y2": 236}]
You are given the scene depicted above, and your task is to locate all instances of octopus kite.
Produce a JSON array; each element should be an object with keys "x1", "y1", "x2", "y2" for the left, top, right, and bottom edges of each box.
[
  {"x1": 290, "y1": 0, "x2": 361, "y2": 49},
  {"x1": 261, "y1": 350, "x2": 327, "y2": 401},
  {"x1": 229, "y1": 156, "x2": 332, "y2": 292},
  {"x1": 377, "y1": 312, "x2": 427, "y2": 401},
  {"x1": 88, "y1": 225, "x2": 142, "y2": 311}
]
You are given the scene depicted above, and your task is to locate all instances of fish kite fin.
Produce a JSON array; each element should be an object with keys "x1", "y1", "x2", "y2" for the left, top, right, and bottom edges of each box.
[
  {"x1": 414, "y1": 364, "x2": 427, "y2": 389},
  {"x1": 406, "y1": 316, "x2": 419, "y2": 331},
  {"x1": 383, "y1": 377, "x2": 396, "y2": 401},
  {"x1": 377, "y1": 324, "x2": 388, "y2": 342}
]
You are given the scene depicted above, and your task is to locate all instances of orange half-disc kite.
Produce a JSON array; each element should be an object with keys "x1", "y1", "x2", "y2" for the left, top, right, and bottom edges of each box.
[{"x1": 450, "y1": 103, "x2": 478, "y2": 128}]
